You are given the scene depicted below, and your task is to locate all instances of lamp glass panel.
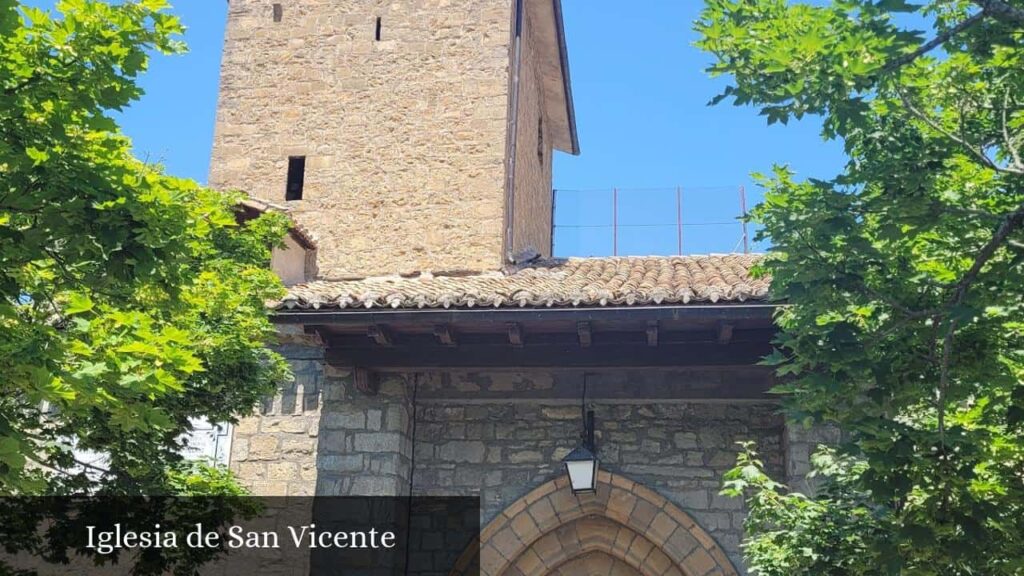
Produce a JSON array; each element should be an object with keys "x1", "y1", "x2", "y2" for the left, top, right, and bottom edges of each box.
[{"x1": 565, "y1": 459, "x2": 596, "y2": 492}]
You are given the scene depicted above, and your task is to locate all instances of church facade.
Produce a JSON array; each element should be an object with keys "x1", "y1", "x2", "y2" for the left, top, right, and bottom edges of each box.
[{"x1": 210, "y1": 2, "x2": 830, "y2": 574}]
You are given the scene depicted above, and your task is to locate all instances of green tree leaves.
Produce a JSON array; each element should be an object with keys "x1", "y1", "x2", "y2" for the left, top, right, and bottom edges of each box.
[
  {"x1": 698, "y1": 0, "x2": 1024, "y2": 573},
  {"x1": 0, "y1": 0, "x2": 290, "y2": 498}
]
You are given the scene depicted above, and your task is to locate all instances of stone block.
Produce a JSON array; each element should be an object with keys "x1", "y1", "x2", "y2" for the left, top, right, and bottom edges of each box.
[
  {"x1": 350, "y1": 475, "x2": 403, "y2": 496},
  {"x1": 437, "y1": 441, "x2": 485, "y2": 463},
  {"x1": 366, "y1": 409, "x2": 382, "y2": 431},
  {"x1": 321, "y1": 405, "x2": 367, "y2": 430},
  {"x1": 248, "y1": 435, "x2": 280, "y2": 460},
  {"x1": 664, "y1": 528, "x2": 699, "y2": 561},
  {"x1": 385, "y1": 405, "x2": 407, "y2": 432},
  {"x1": 235, "y1": 416, "x2": 260, "y2": 436},
  {"x1": 319, "y1": 430, "x2": 347, "y2": 453},
  {"x1": 684, "y1": 548, "x2": 717, "y2": 576},
  {"x1": 508, "y1": 450, "x2": 543, "y2": 464},
  {"x1": 280, "y1": 437, "x2": 314, "y2": 454},
  {"x1": 711, "y1": 493, "x2": 744, "y2": 511},
  {"x1": 674, "y1": 432, "x2": 699, "y2": 449},
  {"x1": 319, "y1": 454, "x2": 365, "y2": 473},
  {"x1": 268, "y1": 461, "x2": 299, "y2": 481},
  {"x1": 232, "y1": 438, "x2": 249, "y2": 461},
  {"x1": 540, "y1": 406, "x2": 579, "y2": 420},
  {"x1": 353, "y1": 432, "x2": 402, "y2": 453},
  {"x1": 671, "y1": 489, "x2": 710, "y2": 511},
  {"x1": 278, "y1": 417, "x2": 311, "y2": 434}
]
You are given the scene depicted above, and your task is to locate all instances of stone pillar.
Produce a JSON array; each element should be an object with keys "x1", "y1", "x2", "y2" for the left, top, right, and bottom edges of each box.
[
  {"x1": 315, "y1": 373, "x2": 414, "y2": 496},
  {"x1": 229, "y1": 327, "x2": 324, "y2": 496},
  {"x1": 784, "y1": 423, "x2": 841, "y2": 495}
]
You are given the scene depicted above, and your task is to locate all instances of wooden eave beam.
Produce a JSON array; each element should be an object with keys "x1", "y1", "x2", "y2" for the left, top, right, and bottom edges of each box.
[
  {"x1": 326, "y1": 340, "x2": 773, "y2": 370},
  {"x1": 271, "y1": 304, "x2": 780, "y2": 326}
]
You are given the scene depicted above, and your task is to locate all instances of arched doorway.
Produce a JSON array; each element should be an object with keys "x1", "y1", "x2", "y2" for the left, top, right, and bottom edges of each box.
[{"x1": 473, "y1": 471, "x2": 738, "y2": 576}]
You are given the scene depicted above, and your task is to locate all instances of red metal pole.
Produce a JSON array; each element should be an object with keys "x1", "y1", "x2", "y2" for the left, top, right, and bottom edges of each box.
[
  {"x1": 739, "y1": 185, "x2": 750, "y2": 254},
  {"x1": 676, "y1": 186, "x2": 683, "y2": 255},
  {"x1": 612, "y1": 187, "x2": 618, "y2": 256}
]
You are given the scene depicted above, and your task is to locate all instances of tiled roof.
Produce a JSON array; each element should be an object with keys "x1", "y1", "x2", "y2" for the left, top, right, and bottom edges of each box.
[
  {"x1": 274, "y1": 254, "x2": 770, "y2": 311},
  {"x1": 237, "y1": 199, "x2": 318, "y2": 250}
]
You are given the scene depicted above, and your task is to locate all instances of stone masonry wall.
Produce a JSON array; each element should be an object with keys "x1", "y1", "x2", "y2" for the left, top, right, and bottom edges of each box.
[
  {"x1": 785, "y1": 423, "x2": 842, "y2": 494},
  {"x1": 230, "y1": 350, "x2": 416, "y2": 497},
  {"x1": 411, "y1": 399, "x2": 783, "y2": 571},
  {"x1": 228, "y1": 330, "x2": 324, "y2": 496},
  {"x1": 210, "y1": 0, "x2": 518, "y2": 278},
  {"x1": 232, "y1": 363, "x2": 786, "y2": 572},
  {"x1": 399, "y1": 366, "x2": 782, "y2": 569},
  {"x1": 510, "y1": 0, "x2": 555, "y2": 258},
  {"x1": 315, "y1": 374, "x2": 414, "y2": 496}
]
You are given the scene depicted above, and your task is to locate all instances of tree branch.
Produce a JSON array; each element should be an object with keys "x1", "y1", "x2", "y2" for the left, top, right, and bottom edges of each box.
[
  {"x1": 972, "y1": 0, "x2": 1024, "y2": 24},
  {"x1": 1001, "y1": 90, "x2": 1024, "y2": 171},
  {"x1": 937, "y1": 317, "x2": 955, "y2": 452},
  {"x1": 934, "y1": 203, "x2": 1024, "y2": 456},
  {"x1": 899, "y1": 91, "x2": 1024, "y2": 175},
  {"x1": 882, "y1": 11, "x2": 988, "y2": 73},
  {"x1": 950, "y1": 203, "x2": 1024, "y2": 306}
]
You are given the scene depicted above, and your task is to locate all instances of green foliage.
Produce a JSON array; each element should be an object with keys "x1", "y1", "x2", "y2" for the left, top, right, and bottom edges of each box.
[
  {"x1": 697, "y1": 0, "x2": 1024, "y2": 573},
  {"x1": 0, "y1": 0, "x2": 291, "y2": 498},
  {"x1": 722, "y1": 444, "x2": 887, "y2": 576}
]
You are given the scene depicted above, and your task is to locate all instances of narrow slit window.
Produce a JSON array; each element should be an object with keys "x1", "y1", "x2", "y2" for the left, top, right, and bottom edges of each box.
[
  {"x1": 272, "y1": 3, "x2": 282, "y2": 22},
  {"x1": 375, "y1": 17, "x2": 382, "y2": 41},
  {"x1": 537, "y1": 116, "x2": 545, "y2": 164},
  {"x1": 286, "y1": 156, "x2": 306, "y2": 201}
]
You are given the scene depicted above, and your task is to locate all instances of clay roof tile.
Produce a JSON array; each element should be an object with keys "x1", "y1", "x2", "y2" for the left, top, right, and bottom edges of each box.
[{"x1": 273, "y1": 255, "x2": 771, "y2": 311}]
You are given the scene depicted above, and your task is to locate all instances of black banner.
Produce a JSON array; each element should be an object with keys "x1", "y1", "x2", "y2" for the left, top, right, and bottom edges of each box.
[{"x1": 0, "y1": 497, "x2": 480, "y2": 576}]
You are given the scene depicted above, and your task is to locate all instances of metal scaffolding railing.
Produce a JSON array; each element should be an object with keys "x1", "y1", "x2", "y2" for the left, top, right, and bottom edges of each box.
[{"x1": 552, "y1": 186, "x2": 752, "y2": 257}]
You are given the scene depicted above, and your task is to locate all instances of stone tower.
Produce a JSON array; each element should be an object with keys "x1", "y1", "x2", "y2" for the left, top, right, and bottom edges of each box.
[{"x1": 210, "y1": 0, "x2": 578, "y2": 279}]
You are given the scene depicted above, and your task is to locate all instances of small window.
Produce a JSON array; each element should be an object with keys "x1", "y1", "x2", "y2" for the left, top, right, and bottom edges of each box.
[
  {"x1": 272, "y1": 3, "x2": 282, "y2": 22},
  {"x1": 286, "y1": 156, "x2": 306, "y2": 201},
  {"x1": 375, "y1": 17, "x2": 382, "y2": 41},
  {"x1": 537, "y1": 116, "x2": 545, "y2": 165}
]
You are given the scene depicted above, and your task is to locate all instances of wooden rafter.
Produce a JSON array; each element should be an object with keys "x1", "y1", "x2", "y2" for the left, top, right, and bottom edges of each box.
[
  {"x1": 507, "y1": 323, "x2": 524, "y2": 347},
  {"x1": 433, "y1": 324, "x2": 456, "y2": 347},
  {"x1": 577, "y1": 321, "x2": 592, "y2": 348},
  {"x1": 646, "y1": 321, "x2": 659, "y2": 347},
  {"x1": 353, "y1": 367, "x2": 378, "y2": 395},
  {"x1": 367, "y1": 325, "x2": 393, "y2": 346},
  {"x1": 717, "y1": 323, "x2": 735, "y2": 345}
]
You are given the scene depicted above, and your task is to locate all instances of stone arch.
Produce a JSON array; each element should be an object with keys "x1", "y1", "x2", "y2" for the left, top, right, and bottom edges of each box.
[
  {"x1": 550, "y1": 551, "x2": 641, "y2": 576},
  {"x1": 473, "y1": 471, "x2": 738, "y2": 576}
]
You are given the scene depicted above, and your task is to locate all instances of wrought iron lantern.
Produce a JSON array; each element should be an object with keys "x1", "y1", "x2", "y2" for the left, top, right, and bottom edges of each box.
[{"x1": 563, "y1": 377, "x2": 598, "y2": 494}]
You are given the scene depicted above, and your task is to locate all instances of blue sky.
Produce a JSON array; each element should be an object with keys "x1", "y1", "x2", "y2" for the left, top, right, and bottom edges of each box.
[{"x1": 109, "y1": 1, "x2": 846, "y2": 257}]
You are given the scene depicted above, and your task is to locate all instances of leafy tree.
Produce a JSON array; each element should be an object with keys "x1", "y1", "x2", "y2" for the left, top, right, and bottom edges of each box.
[
  {"x1": 721, "y1": 444, "x2": 886, "y2": 576},
  {"x1": 0, "y1": 0, "x2": 290, "y2": 498},
  {"x1": 697, "y1": 0, "x2": 1024, "y2": 573}
]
